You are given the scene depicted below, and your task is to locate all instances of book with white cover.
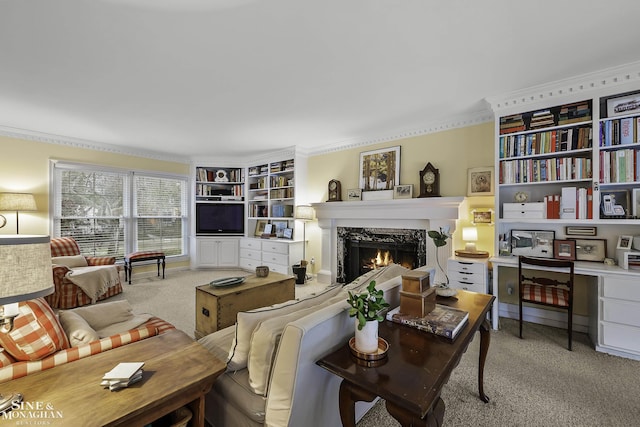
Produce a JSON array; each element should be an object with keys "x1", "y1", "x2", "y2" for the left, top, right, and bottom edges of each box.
[
  {"x1": 560, "y1": 187, "x2": 576, "y2": 219},
  {"x1": 103, "y1": 362, "x2": 145, "y2": 381}
]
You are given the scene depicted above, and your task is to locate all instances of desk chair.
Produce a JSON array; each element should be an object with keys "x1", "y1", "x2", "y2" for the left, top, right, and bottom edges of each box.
[{"x1": 518, "y1": 256, "x2": 574, "y2": 350}]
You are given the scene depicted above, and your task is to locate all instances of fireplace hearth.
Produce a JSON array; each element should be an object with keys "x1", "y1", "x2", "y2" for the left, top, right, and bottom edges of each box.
[{"x1": 337, "y1": 227, "x2": 426, "y2": 283}]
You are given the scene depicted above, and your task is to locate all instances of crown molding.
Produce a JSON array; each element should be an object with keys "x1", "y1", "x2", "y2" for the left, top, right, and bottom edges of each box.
[
  {"x1": 306, "y1": 109, "x2": 494, "y2": 156},
  {"x1": 485, "y1": 60, "x2": 640, "y2": 114},
  {"x1": 0, "y1": 125, "x2": 191, "y2": 164}
]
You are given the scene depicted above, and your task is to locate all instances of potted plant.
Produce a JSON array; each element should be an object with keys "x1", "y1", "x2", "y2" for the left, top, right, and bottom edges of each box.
[
  {"x1": 428, "y1": 226, "x2": 451, "y2": 286},
  {"x1": 347, "y1": 280, "x2": 389, "y2": 353}
]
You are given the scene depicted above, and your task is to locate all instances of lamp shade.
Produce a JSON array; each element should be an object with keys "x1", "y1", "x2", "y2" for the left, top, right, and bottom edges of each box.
[
  {"x1": 0, "y1": 235, "x2": 54, "y2": 305},
  {"x1": 295, "y1": 205, "x2": 315, "y2": 221},
  {"x1": 0, "y1": 193, "x2": 37, "y2": 212},
  {"x1": 462, "y1": 227, "x2": 478, "y2": 242}
]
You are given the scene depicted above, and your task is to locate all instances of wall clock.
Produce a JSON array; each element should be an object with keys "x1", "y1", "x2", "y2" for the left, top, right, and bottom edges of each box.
[
  {"x1": 418, "y1": 163, "x2": 440, "y2": 197},
  {"x1": 327, "y1": 179, "x2": 342, "y2": 202}
]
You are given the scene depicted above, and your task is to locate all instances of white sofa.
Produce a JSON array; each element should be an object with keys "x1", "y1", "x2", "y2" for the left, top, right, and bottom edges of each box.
[{"x1": 198, "y1": 264, "x2": 434, "y2": 427}]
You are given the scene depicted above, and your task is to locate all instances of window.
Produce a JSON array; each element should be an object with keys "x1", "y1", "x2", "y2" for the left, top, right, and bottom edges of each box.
[{"x1": 52, "y1": 162, "x2": 188, "y2": 259}]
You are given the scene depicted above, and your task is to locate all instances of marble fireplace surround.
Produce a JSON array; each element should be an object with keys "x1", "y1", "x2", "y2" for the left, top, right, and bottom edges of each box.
[{"x1": 312, "y1": 197, "x2": 465, "y2": 285}]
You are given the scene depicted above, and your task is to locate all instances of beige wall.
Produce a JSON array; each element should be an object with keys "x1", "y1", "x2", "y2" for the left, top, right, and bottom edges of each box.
[
  {"x1": 304, "y1": 122, "x2": 495, "y2": 274},
  {"x1": 0, "y1": 136, "x2": 191, "y2": 271}
]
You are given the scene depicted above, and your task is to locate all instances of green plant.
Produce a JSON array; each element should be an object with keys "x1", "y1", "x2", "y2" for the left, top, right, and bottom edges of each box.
[
  {"x1": 347, "y1": 280, "x2": 390, "y2": 330},
  {"x1": 428, "y1": 227, "x2": 451, "y2": 285}
]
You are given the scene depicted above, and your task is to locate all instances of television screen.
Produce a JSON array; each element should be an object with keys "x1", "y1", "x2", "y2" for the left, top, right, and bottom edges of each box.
[{"x1": 196, "y1": 203, "x2": 245, "y2": 235}]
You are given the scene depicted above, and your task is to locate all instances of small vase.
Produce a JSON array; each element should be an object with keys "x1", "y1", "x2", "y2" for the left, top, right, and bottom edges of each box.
[{"x1": 355, "y1": 319, "x2": 379, "y2": 354}]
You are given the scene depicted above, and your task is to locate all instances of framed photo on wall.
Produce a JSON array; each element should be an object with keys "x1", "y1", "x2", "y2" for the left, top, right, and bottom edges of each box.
[
  {"x1": 554, "y1": 239, "x2": 576, "y2": 261},
  {"x1": 471, "y1": 208, "x2": 494, "y2": 225},
  {"x1": 359, "y1": 146, "x2": 400, "y2": 191},
  {"x1": 467, "y1": 167, "x2": 494, "y2": 196}
]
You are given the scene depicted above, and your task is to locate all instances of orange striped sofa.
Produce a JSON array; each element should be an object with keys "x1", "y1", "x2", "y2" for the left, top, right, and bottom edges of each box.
[
  {"x1": 0, "y1": 299, "x2": 175, "y2": 384},
  {"x1": 48, "y1": 237, "x2": 124, "y2": 309}
]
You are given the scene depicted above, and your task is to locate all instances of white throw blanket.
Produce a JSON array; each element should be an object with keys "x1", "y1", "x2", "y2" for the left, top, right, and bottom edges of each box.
[{"x1": 66, "y1": 265, "x2": 120, "y2": 303}]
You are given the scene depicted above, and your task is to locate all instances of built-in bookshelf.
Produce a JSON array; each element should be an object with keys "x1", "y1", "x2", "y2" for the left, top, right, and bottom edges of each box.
[
  {"x1": 195, "y1": 166, "x2": 244, "y2": 202},
  {"x1": 247, "y1": 159, "x2": 295, "y2": 219}
]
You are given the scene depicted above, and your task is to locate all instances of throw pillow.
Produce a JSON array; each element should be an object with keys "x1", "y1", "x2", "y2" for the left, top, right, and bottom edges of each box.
[
  {"x1": 68, "y1": 300, "x2": 135, "y2": 331},
  {"x1": 58, "y1": 310, "x2": 100, "y2": 347},
  {"x1": 0, "y1": 298, "x2": 70, "y2": 361},
  {"x1": 51, "y1": 255, "x2": 88, "y2": 268},
  {"x1": 226, "y1": 285, "x2": 342, "y2": 371},
  {"x1": 0, "y1": 349, "x2": 16, "y2": 368}
]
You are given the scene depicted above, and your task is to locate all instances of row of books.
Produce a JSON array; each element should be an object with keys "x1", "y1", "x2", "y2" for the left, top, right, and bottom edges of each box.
[
  {"x1": 249, "y1": 177, "x2": 268, "y2": 189},
  {"x1": 543, "y1": 187, "x2": 593, "y2": 220},
  {"x1": 249, "y1": 204, "x2": 269, "y2": 217},
  {"x1": 270, "y1": 175, "x2": 293, "y2": 188},
  {"x1": 499, "y1": 157, "x2": 592, "y2": 184},
  {"x1": 600, "y1": 117, "x2": 640, "y2": 146},
  {"x1": 270, "y1": 188, "x2": 294, "y2": 199},
  {"x1": 599, "y1": 149, "x2": 640, "y2": 183},
  {"x1": 270, "y1": 160, "x2": 295, "y2": 173},
  {"x1": 386, "y1": 305, "x2": 469, "y2": 340},
  {"x1": 499, "y1": 101, "x2": 592, "y2": 135},
  {"x1": 271, "y1": 204, "x2": 293, "y2": 218},
  {"x1": 248, "y1": 165, "x2": 269, "y2": 176},
  {"x1": 499, "y1": 127, "x2": 592, "y2": 159},
  {"x1": 196, "y1": 168, "x2": 243, "y2": 183},
  {"x1": 196, "y1": 184, "x2": 243, "y2": 197}
]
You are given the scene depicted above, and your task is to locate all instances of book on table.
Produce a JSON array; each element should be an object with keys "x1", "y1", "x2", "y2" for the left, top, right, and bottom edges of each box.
[
  {"x1": 101, "y1": 362, "x2": 145, "y2": 391},
  {"x1": 386, "y1": 305, "x2": 469, "y2": 340}
]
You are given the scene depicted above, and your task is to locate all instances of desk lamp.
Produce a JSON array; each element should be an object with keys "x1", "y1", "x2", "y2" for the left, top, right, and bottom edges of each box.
[
  {"x1": 0, "y1": 235, "x2": 54, "y2": 412},
  {"x1": 455, "y1": 227, "x2": 489, "y2": 258},
  {"x1": 0, "y1": 193, "x2": 37, "y2": 234}
]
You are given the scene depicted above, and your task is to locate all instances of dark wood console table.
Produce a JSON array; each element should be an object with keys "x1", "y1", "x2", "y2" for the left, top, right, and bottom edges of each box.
[{"x1": 317, "y1": 290, "x2": 495, "y2": 426}]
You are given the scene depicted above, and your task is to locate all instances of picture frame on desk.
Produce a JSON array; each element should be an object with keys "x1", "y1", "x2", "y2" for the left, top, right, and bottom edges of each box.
[
  {"x1": 282, "y1": 228, "x2": 293, "y2": 239},
  {"x1": 569, "y1": 238, "x2": 607, "y2": 262},
  {"x1": 272, "y1": 220, "x2": 288, "y2": 238},
  {"x1": 393, "y1": 184, "x2": 413, "y2": 199},
  {"x1": 554, "y1": 239, "x2": 576, "y2": 261},
  {"x1": 254, "y1": 219, "x2": 268, "y2": 236},
  {"x1": 347, "y1": 188, "x2": 362, "y2": 201},
  {"x1": 617, "y1": 235, "x2": 634, "y2": 250},
  {"x1": 510, "y1": 229, "x2": 554, "y2": 258}
]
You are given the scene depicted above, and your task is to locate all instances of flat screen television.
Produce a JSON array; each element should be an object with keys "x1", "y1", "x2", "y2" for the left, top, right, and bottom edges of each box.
[{"x1": 196, "y1": 203, "x2": 245, "y2": 235}]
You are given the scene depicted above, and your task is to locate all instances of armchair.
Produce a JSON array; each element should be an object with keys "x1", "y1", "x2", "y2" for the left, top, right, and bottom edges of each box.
[{"x1": 46, "y1": 237, "x2": 123, "y2": 309}]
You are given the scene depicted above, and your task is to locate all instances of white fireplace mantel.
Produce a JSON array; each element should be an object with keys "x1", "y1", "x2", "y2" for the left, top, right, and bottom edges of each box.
[{"x1": 311, "y1": 197, "x2": 465, "y2": 284}]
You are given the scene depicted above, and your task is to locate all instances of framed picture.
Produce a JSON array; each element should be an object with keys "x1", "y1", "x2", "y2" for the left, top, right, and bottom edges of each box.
[
  {"x1": 467, "y1": 167, "x2": 494, "y2": 196},
  {"x1": 569, "y1": 238, "x2": 607, "y2": 262},
  {"x1": 554, "y1": 239, "x2": 576, "y2": 261},
  {"x1": 263, "y1": 223, "x2": 273, "y2": 235},
  {"x1": 617, "y1": 235, "x2": 634, "y2": 250},
  {"x1": 272, "y1": 220, "x2": 288, "y2": 238},
  {"x1": 606, "y1": 93, "x2": 640, "y2": 117},
  {"x1": 564, "y1": 226, "x2": 597, "y2": 237},
  {"x1": 283, "y1": 228, "x2": 293, "y2": 239},
  {"x1": 393, "y1": 184, "x2": 413, "y2": 199},
  {"x1": 633, "y1": 188, "x2": 640, "y2": 218},
  {"x1": 510, "y1": 229, "x2": 555, "y2": 258},
  {"x1": 347, "y1": 188, "x2": 362, "y2": 201},
  {"x1": 471, "y1": 208, "x2": 494, "y2": 225},
  {"x1": 359, "y1": 146, "x2": 400, "y2": 191},
  {"x1": 254, "y1": 219, "x2": 268, "y2": 236}
]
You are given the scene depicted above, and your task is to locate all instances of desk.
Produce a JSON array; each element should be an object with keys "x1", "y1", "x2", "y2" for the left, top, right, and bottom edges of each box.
[
  {"x1": 5, "y1": 330, "x2": 226, "y2": 426},
  {"x1": 317, "y1": 291, "x2": 495, "y2": 427},
  {"x1": 491, "y1": 256, "x2": 640, "y2": 360}
]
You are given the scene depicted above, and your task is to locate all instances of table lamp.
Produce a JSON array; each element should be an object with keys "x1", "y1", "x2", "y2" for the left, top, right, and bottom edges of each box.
[
  {"x1": 0, "y1": 235, "x2": 54, "y2": 412},
  {"x1": 455, "y1": 226, "x2": 489, "y2": 258},
  {"x1": 0, "y1": 193, "x2": 37, "y2": 234}
]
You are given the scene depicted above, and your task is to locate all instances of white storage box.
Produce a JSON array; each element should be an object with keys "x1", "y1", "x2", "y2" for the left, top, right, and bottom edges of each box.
[{"x1": 502, "y1": 202, "x2": 545, "y2": 219}]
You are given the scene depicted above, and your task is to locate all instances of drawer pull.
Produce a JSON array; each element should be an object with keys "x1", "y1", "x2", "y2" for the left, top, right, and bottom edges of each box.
[{"x1": 202, "y1": 307, "x2": 210, "y2": 317}]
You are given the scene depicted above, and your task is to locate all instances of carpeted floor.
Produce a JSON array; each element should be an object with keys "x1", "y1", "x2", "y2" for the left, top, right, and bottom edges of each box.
[{"x1": 112, "y1": 269, "x2": 640, "y2": 427}]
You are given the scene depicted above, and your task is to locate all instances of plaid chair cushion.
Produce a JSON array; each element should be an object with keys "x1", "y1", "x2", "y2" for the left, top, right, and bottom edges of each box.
[
  {"x1": 125, "y1": 251, "x2": 165, "y2": 261},
  {"x1": 523, "y1": 283, "x2": 569, "y2": 307},
  {"x1": 50, "y1": 237, "x2": 81, "y2": 257},
  {"x1": 0, "y1": 298, "x2": 70, "y2": 361}
]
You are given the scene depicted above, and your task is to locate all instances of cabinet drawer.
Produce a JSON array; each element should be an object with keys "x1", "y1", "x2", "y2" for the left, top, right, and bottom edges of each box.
[
  {"x1": 239, "y1": 258, "x2": 261, "y2": 271},
  {"x1": 262, "y1": 241, "x2": 288, "y2": 255},
  {"x1": 601, "y1": 299, "x2": 640, "y2": 328},
  {"x1": 240, "y1": 238, "x2": 262, "y2": 250},
  {"x1": 600, "y1": 322, "x2": 640, "y2": 354},
  {"x1": 502, "y1": 202, "x2": 545, "y2": 219},
  {"x1": 603, "y1": 276, "x2": 640, "y2": 302},
  {"x1": 448, "y1": 260, "x2": 484, "y2": 275},
  {"x1": 266, "y1": 263, "x2": 289, "y2": 275},
  {"x1": 262, "y1": 252, "x2": 288, "y2": 266},
  {"x1": 449, "y1": 280, "x2": 485, "y2": 294},
  {"x1": 449, "y1": 271, "x2": 484, "y2": 285},
  {"x1": 239, "y1": 248, "x2": 261, "y2": 260}
]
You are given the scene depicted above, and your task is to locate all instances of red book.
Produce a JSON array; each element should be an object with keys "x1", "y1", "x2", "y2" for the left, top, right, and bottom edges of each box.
[
  {"x1": 553, "y1": 194, "x2": 561, "y2": 219},
  {"x1": 587, "y1": 187, "x2": 593, "y2": 219}
]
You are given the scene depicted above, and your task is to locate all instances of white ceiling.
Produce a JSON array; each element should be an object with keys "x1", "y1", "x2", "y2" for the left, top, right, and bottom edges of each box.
[{"x1": 2, "y1": 0, "x2": 640, "y2": 162}]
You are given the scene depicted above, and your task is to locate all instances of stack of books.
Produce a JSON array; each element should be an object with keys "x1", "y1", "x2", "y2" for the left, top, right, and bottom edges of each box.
[
  {"x1": 101, "y1": 362, "x2": 144, "y2": 391},
  {"x1": 529, "y1": 109, "x2": 556, "y2": 129},
  {"x1": 386, "y1": 305, "x2": 469, "y2": 340},
  {"x1": 499, "y1": 114, "x2": 525, "y2": 134},
  {"x1": 558, "y1": 101, "x2": 592, "y2": 125}
]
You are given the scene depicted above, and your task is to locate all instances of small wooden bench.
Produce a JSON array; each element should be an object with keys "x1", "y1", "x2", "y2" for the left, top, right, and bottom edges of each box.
[{"x1": 124, "y1": 251, "x2": 166, "y2": 284}]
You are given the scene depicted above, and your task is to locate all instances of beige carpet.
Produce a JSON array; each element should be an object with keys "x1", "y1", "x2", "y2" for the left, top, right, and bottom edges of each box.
[{"x1": 110, "y1": 269, "x2": 640, "y2": 427}]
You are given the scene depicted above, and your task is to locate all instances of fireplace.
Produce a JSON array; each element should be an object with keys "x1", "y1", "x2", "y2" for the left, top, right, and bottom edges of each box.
[{"x1": 338, "y1": 227, "x2": 426, "y2": 283}]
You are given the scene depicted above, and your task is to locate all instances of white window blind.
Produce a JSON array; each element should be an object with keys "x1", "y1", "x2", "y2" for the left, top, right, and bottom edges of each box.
[{"x1": 52, "y1": 162, "x2": 188, "y2": 259}]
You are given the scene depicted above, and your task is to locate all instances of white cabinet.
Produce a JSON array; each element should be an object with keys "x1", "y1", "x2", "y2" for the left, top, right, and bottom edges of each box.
[
  {"x1": 447, "y1": 257, "x2": 489, "y2": 294},
  {"x1": 598, "y1": 275, "x2": 640, "y2": 358},
  {"x1": 239, "y1": 238, "x2": 304, "y2": 275},
  {"x1": 195, "y1": 237, "x2": 239, "y2": 268}
]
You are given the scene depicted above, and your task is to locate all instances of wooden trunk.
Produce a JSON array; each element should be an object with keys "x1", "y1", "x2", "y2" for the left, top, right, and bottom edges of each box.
[{"x1": 195, "y1": 272, "x2": 295, "y2": 339}]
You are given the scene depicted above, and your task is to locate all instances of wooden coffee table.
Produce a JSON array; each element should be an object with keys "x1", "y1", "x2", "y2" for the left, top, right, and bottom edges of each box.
[
  {"x1": 195, "y1": 272, "x2": 295, "y2": 338},
  {"x1": 317, "y1": 290, "x2": 495, "y2": 426},
  {"x1": 5, "y1": 329, "x2": 225, "y2": 426}
]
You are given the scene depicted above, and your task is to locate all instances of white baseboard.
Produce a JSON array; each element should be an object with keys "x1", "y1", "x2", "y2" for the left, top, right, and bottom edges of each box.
[{"x1": 498, "y1": 302, "x2": 589, "y2": 333}]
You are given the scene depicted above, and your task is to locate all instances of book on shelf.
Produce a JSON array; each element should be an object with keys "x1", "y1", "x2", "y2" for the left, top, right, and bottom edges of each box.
[{"x1": 386, "y1": 305, "x2": 469, "y2": 340}]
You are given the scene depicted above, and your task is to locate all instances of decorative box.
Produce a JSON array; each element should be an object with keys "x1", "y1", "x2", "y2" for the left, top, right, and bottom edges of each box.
[
  {"x1": 400, "y1": 287, "x2": 436, "y2": 317},
  {"x1": 401, "y1": 271, "x2": 430, "y2": 293},
  {"x1": 502, "y1": 202, "x2": 545, "y2": 219}
]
